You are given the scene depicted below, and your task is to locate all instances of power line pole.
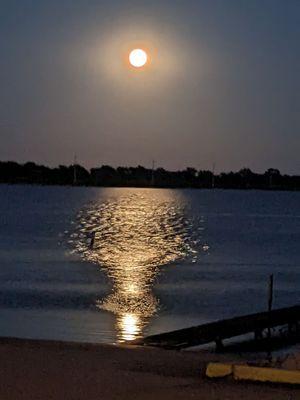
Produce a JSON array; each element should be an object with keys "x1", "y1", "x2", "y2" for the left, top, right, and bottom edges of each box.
[
  {"x1": 73, "y1": 154, "x2": 77, "y2": 185},
  {"x1": 267, "y1": 274, "x2": 274, "y2": 360},
  {"x1": 151, "y1": 160, "x2": 155, "y2": 187},
  {"x1": 211, "y1": 162, "x2": 216, "y2": 189}
]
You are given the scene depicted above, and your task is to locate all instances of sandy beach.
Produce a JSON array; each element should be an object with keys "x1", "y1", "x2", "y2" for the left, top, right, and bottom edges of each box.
[{"x1": 0, "y1": 337, "x2": 298, "y2": 400}]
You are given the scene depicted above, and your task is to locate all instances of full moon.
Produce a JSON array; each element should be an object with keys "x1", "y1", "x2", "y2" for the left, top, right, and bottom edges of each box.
[{"x1": 129, "y1": 49, "x2": 147, "y2": 68}]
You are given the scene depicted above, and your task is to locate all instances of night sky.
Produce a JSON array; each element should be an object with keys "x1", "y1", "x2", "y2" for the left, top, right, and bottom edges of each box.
[{"x1": 1, "y1": 0, "x2": 299, "y2": 173}]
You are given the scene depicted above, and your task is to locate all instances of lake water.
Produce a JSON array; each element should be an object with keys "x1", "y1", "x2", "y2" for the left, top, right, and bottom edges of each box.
[{"x1": 0, "y1": 185, "x2": 299, "y2": 344}]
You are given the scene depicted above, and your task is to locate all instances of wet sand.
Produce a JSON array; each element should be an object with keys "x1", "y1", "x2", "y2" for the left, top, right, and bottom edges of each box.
[{"x1": 0, "y1": 337, "x2": 298, "y2": 400}]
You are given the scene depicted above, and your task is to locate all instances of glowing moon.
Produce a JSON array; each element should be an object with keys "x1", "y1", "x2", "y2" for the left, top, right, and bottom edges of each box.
[{"x1": 129, "y1": 49, "x2": 147, "y2": 68}]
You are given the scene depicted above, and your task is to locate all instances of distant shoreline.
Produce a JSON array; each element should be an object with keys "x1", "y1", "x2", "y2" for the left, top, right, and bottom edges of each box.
[{"x1": 1, "y1": 161, "x2": 299, "y2": 191}]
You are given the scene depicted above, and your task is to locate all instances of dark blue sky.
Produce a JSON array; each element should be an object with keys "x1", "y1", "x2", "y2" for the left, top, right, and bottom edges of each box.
[{"x1": 1, "y1": 0, "x2": 299, "y2": 173}]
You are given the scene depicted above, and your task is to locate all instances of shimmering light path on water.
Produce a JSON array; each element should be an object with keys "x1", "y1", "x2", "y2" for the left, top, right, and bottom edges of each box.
[{"x1": 69, "y1": 190, "x2": 201, "y2": 341}]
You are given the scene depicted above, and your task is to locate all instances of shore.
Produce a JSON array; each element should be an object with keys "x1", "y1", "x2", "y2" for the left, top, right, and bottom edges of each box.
[{"x1": 0, "y1": 337, "x2": 298, "y2": 400}]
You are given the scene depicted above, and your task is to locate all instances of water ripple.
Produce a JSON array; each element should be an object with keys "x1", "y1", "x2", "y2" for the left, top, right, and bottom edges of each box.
[{"x1": 69, "y1": 190, "x2": 201, "y2": 341}]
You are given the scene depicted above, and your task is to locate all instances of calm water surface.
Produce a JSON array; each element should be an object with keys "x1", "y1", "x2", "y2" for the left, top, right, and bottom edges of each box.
[{"x1": 0, "y1": 185, "x2": 299, "y2": 343}]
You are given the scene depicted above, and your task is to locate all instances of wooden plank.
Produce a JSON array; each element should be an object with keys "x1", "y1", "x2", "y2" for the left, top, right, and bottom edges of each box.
[{"x1": 139, "y1": 305, "x2": 300, "y2": 349}]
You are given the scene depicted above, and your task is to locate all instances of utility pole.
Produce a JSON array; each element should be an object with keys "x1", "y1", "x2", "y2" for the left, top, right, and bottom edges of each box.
[
  {"x1": 211, "y1": 162, "x2": 216, "y2": 189},
  {"x1": 151, "y1": 160, "x2": 155, "y2": 187},
  {"x1": 73, "y1": 154, "x2": 77, "y2": 185},
  {"x1": 268, "y1": 274, "x2": 274, "y2": 313},
  {"x1": 267, "y1": 274, "x2": 274, "y2": 360},
  {"x1": 269, "y1": 172, "x2": 273, "y2": 189}
]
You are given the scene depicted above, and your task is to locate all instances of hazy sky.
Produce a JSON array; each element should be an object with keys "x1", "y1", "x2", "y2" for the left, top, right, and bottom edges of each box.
[{"x1": 1, "y1": 0, "x2": 299, "y2": 173}]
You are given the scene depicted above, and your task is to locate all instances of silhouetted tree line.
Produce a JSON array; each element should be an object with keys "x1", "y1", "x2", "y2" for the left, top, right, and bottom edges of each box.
[{"x1": 0, "y1": 161, "x2": 299, "y2": 190}]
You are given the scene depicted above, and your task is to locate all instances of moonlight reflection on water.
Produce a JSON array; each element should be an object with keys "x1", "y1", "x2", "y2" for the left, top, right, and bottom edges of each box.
[{"x1": 69, "y1": 190, "x2": 199, "y2": 342}]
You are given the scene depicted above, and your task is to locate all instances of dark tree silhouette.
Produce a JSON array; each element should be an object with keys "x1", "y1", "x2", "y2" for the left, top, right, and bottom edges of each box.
[{"x1": 0, "y1": 161, "x2": 299, "y2": 190}]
